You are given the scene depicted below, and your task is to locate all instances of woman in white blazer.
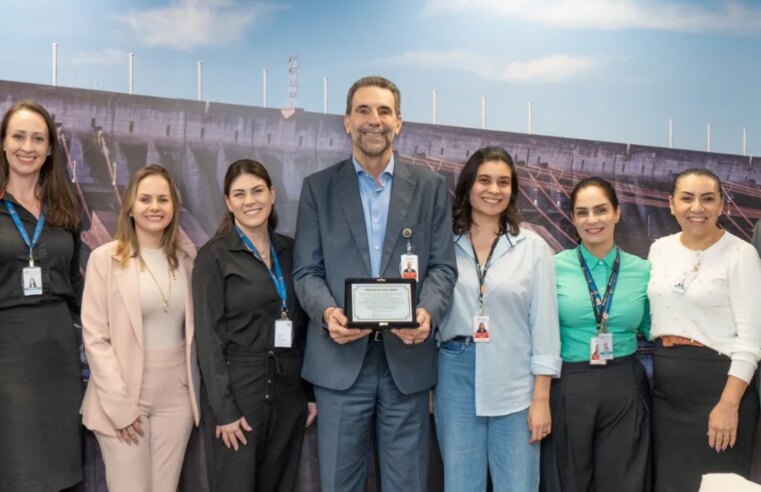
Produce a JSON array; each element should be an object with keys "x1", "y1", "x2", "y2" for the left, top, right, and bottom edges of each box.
[{"x1": 81, "y1": 164, "x2": 200, "y2": 492}]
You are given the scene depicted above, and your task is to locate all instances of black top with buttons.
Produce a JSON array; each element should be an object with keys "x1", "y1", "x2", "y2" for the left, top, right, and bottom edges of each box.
[
  {"x1": 0, "y1": 194, "x2": 83, "y2": 313},
  {"x1": 192, "y1": 229, "x2": 309, "y2": 423}
]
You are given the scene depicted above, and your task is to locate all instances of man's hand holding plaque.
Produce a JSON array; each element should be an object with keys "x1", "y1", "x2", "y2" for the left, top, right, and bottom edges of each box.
[
  {"x1": 323, "y1": 306, "x2": 371, "y2": 345},
  {"x1": 390, "y1": 308, "x2": 431, "y2": 345}
]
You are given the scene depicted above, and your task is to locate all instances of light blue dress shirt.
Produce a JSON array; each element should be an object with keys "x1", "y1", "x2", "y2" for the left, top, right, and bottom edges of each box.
[
  {"x1": 353, "y1": 156, "x2": 394, "y2": 277},
  {"x1": 438, "y1": 228, "x2": 562, "y2": 416}
]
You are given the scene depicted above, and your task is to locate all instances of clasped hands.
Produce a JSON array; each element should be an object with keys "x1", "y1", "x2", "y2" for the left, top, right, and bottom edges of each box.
[{"x1": 323, "y1": 306, "x2": 431, "y2": 345}]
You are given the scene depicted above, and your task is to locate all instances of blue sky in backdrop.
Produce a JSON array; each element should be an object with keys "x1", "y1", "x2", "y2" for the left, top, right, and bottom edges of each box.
[{"x1": 1, "y1": 0, "x2": 759, "y2": 156}]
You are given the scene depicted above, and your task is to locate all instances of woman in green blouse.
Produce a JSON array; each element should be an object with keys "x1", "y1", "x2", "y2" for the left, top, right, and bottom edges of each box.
[{"x1": 540, "y1": 177, "x2": 652, "y2": 492}]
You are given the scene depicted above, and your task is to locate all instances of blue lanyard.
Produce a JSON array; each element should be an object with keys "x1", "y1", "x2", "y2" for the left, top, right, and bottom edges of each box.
[
  {"x1": 4, "y1": 200, "x2": 46, "y2": 267},
  {"x1": 235, "y1": 226, "x2": 288, "y2": 318},
  {"x1": 577, "y1": 247, "x2": 620, "y2": 334}
]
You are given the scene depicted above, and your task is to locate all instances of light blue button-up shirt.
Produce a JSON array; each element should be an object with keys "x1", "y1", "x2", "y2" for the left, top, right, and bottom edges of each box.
[
  {"x1": 438, "y1": 228, "x2": 562, "y2": 416},
  {"x1": 353, "y1": 156, "x2": 394, "y2": 277}
]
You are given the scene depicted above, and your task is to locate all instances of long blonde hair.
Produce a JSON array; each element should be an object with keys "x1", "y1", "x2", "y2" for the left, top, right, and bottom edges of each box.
[{"x1": 114, "y1": 165, "x2": 182, "y2": 270}]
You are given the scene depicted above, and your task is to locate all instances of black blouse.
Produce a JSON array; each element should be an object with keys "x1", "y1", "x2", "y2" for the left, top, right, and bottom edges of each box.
[
  {"x1": 192, "y1": 229, "x2": 309, "y2": 424},
  {"x1": 0, "y1": 194, "x2": 82, "y2": 314}
]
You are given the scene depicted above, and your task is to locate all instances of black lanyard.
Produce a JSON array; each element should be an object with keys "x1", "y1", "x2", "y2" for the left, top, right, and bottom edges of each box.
[
  {"x1": 577, "y1": 247, "x2": 620, "y2": 334},
  {"x1": 470, "y1": 232, "x2": 500, "y2": 315}
]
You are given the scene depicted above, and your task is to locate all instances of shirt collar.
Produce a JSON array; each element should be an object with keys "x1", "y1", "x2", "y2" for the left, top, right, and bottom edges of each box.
[
  {"x1": 223, "y1": 227, "x2": 287, "y2": 254},
  {"x1": 579, "y1": 242, "x2": 618, "y2": 268},
  {"x1": 454, "y1": 228, "x2": 526, "y2": 261},
  {"x1": 352, "y1": 155, "x2": 395, "y2": 178}
]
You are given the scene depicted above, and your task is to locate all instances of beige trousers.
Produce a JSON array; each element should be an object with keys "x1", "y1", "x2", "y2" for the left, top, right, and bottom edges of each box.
[{"x1": 95, "y1": 346, "x2": 194, "y2": 492}]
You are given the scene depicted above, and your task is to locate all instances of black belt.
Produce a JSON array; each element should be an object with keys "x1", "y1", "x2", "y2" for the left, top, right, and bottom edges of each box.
[
  {"x1": 372, "y1": 331, "x2": 384, "y2": 342},
  {"x1": 448, "y1": 335, "x2": 473, "y2": 344}
]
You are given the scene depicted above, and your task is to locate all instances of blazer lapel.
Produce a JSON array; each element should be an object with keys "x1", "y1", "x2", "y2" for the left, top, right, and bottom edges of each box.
[
  {"x1": 176, "y1": 253, "x2": 194, "y2": 344},
  {"x1": 337, "y1": 159, "x2": 372, "y2": 275},
  {"x1": 113, "y1": 256, "x2": 143, "y2": 347},
  {"x1": 380, "y1": 161, "x2": 415, "y2": 275}
]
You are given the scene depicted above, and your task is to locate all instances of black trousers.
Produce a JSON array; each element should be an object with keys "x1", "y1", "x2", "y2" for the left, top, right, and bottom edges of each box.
[
  {"x1": 541, "y1": 354, "x2": 652, "y2": 492},
  {"x1": 653, "y1": 341, "x2": 759, "y2": 492},
  {"x1": 202, "y1": 349, "x2": 308, "y2": 492}
]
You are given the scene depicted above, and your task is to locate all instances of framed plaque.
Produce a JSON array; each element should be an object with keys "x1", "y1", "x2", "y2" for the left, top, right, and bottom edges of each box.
[{"x1": 344, "y1": 278, "x2": 418, "y2": 329}]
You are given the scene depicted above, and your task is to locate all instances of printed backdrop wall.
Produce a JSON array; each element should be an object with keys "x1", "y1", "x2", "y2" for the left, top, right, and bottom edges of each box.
[{"x1": 3, "y1": 80, "x2": 761, "y2": 490}]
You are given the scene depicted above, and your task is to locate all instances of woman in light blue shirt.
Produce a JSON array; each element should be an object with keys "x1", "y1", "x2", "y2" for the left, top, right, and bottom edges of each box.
[
  {"x1": 435, "y1": 146, "x2": 561, "y2": 491},
  {"x1": 540, "y1": 177, "x2": 651, "y2": 492}
]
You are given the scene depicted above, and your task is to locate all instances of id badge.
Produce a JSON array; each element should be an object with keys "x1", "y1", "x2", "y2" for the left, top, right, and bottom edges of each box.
[
  {"x1": 598, "y1": 332, "x2": 614, "y2": 360},
  {"x1": 22, "y1": 267, "x2": 43, "y2": 296},
  {"x1": 672, "y1": 270, "x2": 697, "y2": 294},
  {"x1": 589, "y1": 337, "x2": 607, "y2": 365},
  {"x1": 473, "y1": 315, "x2": 490, "y2": 343},
  {"x1": 400, "y1": 254, "x2": 418, "y2": 280},
  {"x1": 274, "y1": 319, "x2": 293, "y2": 348}
]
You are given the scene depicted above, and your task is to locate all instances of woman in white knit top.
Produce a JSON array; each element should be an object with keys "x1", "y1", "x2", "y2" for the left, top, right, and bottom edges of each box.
[{"x1": 647, "y1": 168, "x2": 761, "y2": 491}]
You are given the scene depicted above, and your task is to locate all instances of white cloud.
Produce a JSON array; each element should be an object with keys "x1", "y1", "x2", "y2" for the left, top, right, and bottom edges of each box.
[
  {"x1": 424, "y1": 0, "x2": 761, "y2": 33},
  {"x1": 378, "y1": 50, "x2": 602, "y2": 83},
  {"x1": 71, "y1": 48, "x2": 128, "y2": 65},
  {"x1": 115, "y1": 0, "x2": 284, "y2": 50},
  {"x1": 500, "y1": 54, "x2": 601, "y2": 82}
]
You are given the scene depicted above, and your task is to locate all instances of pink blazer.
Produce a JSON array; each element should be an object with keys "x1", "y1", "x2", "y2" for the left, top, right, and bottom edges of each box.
[{"x1": 80, "y1": 239, "x2": 201, "y2": 436}]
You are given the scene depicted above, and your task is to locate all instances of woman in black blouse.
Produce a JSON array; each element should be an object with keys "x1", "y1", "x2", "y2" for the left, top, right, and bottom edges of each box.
[
  {"x1": 193, "y1": 159, "x2": 316, "y2": 492},
  {"x1": 0, "y1": 100, "x2": 83, "y2": 490}
]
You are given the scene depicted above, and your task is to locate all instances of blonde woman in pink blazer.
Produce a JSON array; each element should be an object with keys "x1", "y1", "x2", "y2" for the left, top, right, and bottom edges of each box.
[{"x1": 81, "y1": 165, "x2": 200, "y2": 492}]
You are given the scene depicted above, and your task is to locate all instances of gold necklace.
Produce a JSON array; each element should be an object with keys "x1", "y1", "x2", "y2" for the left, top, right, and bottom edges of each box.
[
  {"x1": 141, "y1": 255, "x2": 173, "y2": 312},
  {"x1": 257, "y1": 243, "x2": 269, "y2": 259}
]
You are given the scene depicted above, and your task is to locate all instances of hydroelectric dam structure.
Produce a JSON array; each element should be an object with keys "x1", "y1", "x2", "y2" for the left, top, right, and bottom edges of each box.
[{"x1": 2, "y1": 79, "x2": 759, "y2": 262}]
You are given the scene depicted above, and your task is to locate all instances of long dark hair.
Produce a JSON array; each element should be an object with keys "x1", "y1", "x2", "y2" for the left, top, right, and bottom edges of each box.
[
  {"x1": 452, "y1": 146, "x2": 520, "y2": 235},
  {"x1": 216, "y1": 159, "x2": 278, "y2": 235},
  {"x1": 0, "y1": 100, "x2": 80, "y2": 228}
]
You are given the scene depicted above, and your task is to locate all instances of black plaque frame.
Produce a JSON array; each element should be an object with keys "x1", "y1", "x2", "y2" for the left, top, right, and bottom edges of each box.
[{"x1": 344, "y1": 277, "x2": 418, "y2": 329}]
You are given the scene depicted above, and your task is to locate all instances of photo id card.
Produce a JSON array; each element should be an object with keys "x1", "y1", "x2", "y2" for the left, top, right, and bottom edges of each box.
[
  {"x1": 22, "y1": 267, "x2": 42, "y2": 296},
  {"x1": 672, "y1": 270, "x2": 698, "y2": 295},
  {"x1": 400, "y1": 254, "x2": 419, "y2": 280},
  {"x1": 598, "y1": 332, "x2": 614, "y2": 360},
  {"x1": 274, "y1": 319, "x2": 293, "y2": 348},
  {"x1": 589, "y1": 337, "x2": 607, "y2": 365},
  {"x1": 473, "y1": 315, "x2": 490, "y2": 343}
]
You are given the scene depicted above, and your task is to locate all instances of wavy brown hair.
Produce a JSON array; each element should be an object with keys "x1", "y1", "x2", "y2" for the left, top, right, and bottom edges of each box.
[
  {"x1": 453, "y1": 146, "x2": 520, "y2": 236},
  {"x1": 0, "y1": 100, "x2": 80, "y2": 228},
  {"x1": 216, "y1": 159, "x2": 278, "y2": 236},
  {"x1": 114, "y1": 165, "x2": 182, "y2": 270}
]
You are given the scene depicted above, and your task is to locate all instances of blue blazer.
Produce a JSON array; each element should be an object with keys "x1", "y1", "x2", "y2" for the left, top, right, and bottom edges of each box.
[{"x1": 293, "y1": 157, "x2": 457, "y2": 394}]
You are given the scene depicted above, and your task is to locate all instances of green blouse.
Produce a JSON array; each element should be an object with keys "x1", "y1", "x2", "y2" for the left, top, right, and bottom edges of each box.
[{"x1": 554, "y1": 244, "x2": 651, "y2": 362}]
